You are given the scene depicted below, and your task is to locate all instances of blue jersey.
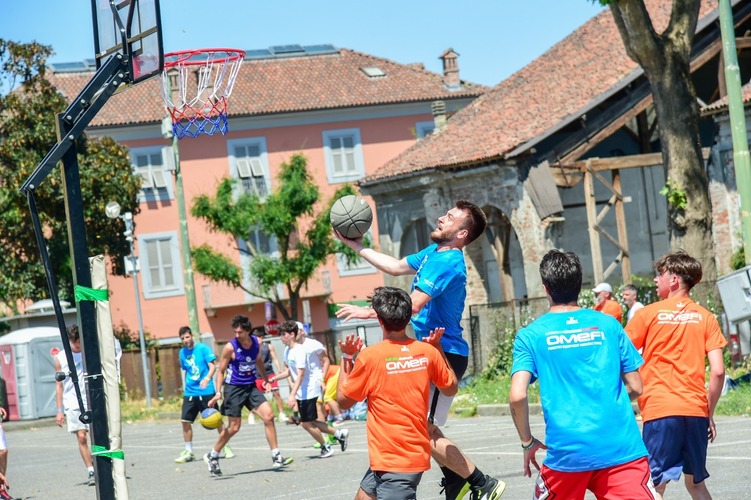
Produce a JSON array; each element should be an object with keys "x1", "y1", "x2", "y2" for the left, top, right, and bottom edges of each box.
[
  {"x1": 511, "y1": 309, "x2": 647, "y2": 472},
  {"x1": 227, "y1": 336, "x2": 260, "y2": 386},
  {"x1": 179, "y1": 342, "x2": 217, "y2": 397},
  {"x1": 406, "y1": 244, "x2": 468, "y2": 356}
]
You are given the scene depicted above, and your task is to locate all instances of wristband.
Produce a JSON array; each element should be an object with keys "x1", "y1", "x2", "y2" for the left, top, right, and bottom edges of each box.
[
  {"x1": 341, "y1": 353, "x2": 353, "y2": 360},
  {"x1": 56, "y1": 408, "x2": 64, "y2": 413},
  {"x1": 521, "y1": 437, "x2": 536, "y2": 450}
]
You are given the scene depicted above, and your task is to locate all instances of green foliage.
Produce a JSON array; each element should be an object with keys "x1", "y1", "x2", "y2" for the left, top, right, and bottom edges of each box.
[
  {"x1": 191, "y1": 153, "x2": 365, "y2": 320},
  {"x1": 659, "y1": 181, "x2": 688, "y2": 210},
  {"x1": 731, "y1": 246, "x2": 746, "y2": 271},
  {"x1": 0, "y1": 39, "x2": 141, "y2": 305},
  {"x1": 715, "y1": 374, "x2": 751, "y2": 416},
  {"x1": 113, "y1": 321, "x2": 153, "y2": 350}
]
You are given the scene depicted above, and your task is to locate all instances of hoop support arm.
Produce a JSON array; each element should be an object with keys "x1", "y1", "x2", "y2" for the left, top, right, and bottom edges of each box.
[{"x1": 20, "y1": 53, "x2": 129, "y2": 194}]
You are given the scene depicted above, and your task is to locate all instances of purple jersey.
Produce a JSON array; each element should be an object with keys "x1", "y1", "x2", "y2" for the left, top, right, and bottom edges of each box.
[{"x1": 227, "y1": 336, "x2": 260, "y2": 385}]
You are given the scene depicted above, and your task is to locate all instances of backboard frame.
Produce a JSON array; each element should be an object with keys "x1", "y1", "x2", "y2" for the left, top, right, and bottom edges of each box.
[{"x1": 91, "y1": 0, "x2": 164, "y2": 84}]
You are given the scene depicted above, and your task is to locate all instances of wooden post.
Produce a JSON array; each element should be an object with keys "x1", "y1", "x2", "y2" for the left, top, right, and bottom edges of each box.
[
  {"x1": 584, "y1": 161, "x2": 603, "y2": 283},
  {"x1": 612, "y1": 169, "x2": 631, "y2": 282}
]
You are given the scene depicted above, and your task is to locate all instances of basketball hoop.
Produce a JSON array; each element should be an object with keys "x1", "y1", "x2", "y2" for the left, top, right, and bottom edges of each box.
[{"x1": 160, "y1": 48, "x2": 245, "y2": 139}]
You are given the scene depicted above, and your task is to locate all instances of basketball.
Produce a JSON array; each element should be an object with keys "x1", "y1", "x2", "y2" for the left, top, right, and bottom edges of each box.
[
  {"x1": 199, "y1": 408, "x2": 223, "y2": 430},
  {"x1": 330, "y1": 195, "x2": 373, "y2": 239}
]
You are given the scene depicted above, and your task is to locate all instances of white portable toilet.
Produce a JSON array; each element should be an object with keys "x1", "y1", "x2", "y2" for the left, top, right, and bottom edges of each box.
[{"x1": 0, "y1": 327, "x2": 63, "y2": 420}]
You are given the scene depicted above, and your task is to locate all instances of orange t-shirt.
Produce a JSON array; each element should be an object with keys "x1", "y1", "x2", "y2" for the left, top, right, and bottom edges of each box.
[
  {"x1": 625, "y1": 296, "x2": 727, "y2": 422},
  {"x1": 594, "y1": 298, "x2": 623, "y2": 322},
  {"x1": 339, "y1": 338, "x2": 454, "y2": 473}
]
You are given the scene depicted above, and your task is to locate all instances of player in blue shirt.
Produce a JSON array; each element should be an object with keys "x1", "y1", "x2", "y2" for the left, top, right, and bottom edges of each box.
[
  {"x1": 336, "y1": 200, "x2": 505, "y2": 500},
  {"x1": 509, "y1": 250, "x2": 658, "y2": 499},
  {"x1": 174, "y1": 326, "x2": 234, "y2": 463}
]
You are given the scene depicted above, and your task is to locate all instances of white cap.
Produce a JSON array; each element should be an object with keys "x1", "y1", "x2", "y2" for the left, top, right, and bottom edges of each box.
[{"x1": 592, "y1": 283, "x2": 613, "y2": 294}]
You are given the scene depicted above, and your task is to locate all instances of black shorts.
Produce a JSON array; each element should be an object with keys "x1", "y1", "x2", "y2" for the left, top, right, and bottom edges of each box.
[
  {"x1": 297, "y1": 397, "x2": 319, "y2": 423},
  {"x1": 223, "y1": 384, "x2": 267, "y2": 417},
  {"x1": 181, "y1": 395, "x2": 214, "y2": 422}
]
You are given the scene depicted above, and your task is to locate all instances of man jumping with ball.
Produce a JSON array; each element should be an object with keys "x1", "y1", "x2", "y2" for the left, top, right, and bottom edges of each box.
[{"x1": 336, "y1": 200, "x2": 505, "y2": 499}]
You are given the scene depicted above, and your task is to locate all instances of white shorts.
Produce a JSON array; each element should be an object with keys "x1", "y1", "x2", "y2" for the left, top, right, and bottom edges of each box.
[
  {"x1": 427, "y1": 384, "x2": 454, "y2": 427},
  {"x1": 65, "y1": 408, "x2": 89, "y2": 434},
  {"x1": 0, "y1": 423, "x2": 6, "y2": 450}
]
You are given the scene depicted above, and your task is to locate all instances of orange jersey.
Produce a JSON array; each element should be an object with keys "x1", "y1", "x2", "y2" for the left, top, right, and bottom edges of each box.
[
  {"x1": 594, "y1": 298, "x2": 623, "y2": 322},
  {"x1": 339, "y1": 338, "x2": 454, "y2": 473},
  {"x1": 625, "y1": 296, "x2": 726, "y2": 422}
]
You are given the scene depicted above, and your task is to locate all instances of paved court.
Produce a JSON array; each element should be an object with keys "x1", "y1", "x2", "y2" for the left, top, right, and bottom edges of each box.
[{"x1": 5, "y1": 415, "x2": 750, "y2": 499}]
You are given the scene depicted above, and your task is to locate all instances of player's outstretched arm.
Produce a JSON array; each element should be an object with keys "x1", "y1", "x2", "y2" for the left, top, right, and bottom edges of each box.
[
  {"x1": 334, "y1": 230, "x2": 413, "y2": 276},
  {"x1": 335, "y1": 304, "x2": 377, "y2": 322}
]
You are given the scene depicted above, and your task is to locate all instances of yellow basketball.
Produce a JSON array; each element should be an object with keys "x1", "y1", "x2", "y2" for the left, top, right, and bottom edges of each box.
[{"x1": 199, "y1": 408, "x2": 223, "y2": 430}]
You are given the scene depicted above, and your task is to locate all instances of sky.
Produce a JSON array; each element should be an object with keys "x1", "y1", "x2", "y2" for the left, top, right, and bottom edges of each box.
[{"x1": 1, "y1": 1, "x2": 605, "y2": 87}]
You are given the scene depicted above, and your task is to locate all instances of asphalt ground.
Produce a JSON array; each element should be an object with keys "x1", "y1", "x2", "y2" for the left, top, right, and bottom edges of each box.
[{"x1": 4, "y1": 414, "x2": 750, "y2": 499}]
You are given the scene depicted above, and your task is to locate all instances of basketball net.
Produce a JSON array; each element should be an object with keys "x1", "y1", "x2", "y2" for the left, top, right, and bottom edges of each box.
[{"x1": 160, "y1": 48, "x2": 245, "y2": 139}]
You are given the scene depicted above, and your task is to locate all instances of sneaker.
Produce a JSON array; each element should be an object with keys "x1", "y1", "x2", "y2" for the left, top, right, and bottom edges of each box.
[
  {"x1": 312, "y1": 441, "x2": 322, "y2": 449},
  {"x1": 336, "y1": 428, "x2": 349, "y2": 452},
  {"x1": 325, "y1": 433, "x2": 337, "y2": 445},
  {"x1": 287, "y1": 414, "x2": 301, "y2": 425},
  {"x1": 221, "y1": 445, "x2": 235, "y2": 459},
  {"x1": 272, "y1": 453, "x2": 294, "y2": 468},
  {"x1": 248, "y1": 413, "x2": 257, "y2": 425},
  {"x1": 332, "y1": 418, "x2": 346, "y2": 427},
  {"x1": 278, "y1": 413, "x2": 289, "y2": 423},
  {"x1": 0, "y1": 486, "x2": 12, "y2": 500},
  {"x1": 320, "y1": 443, "x2": 334, "y2": 458},
  {"x1": 87, "y1": 471, "x2": 96, "y2": 486},
  {"x1": 203, "y1": 453, "x2": 222, "y2": 477},
  {"x1": 469, "y1": 476, "x2": 506, "y2": 500},
  {"x1": 174, "y1": 450, "x2": 195, "y2": 463},
  {"x1": 439, "y1": 477, "x2": 470, "y2": 500}
]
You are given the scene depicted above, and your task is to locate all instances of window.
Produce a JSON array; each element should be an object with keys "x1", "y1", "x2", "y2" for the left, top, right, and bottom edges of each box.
[
  {"x1": 399, "y1": 218, "x2": 430, "y2": 259},
  {"x1": 228, "y1": 139, "x2": 270, "y2": 197},
  {"x1": 415, "y1": 121, "x2": 435, "y2": 139},
  {"x1": 131, "y1": 147, "x2": 173, "y2": 202},
  {"x1": 322, "y1": 128, "x2": 365, "y2": 183},
  {"x1": 138, "y1": 232, "x2": 184, "y2": 299}
]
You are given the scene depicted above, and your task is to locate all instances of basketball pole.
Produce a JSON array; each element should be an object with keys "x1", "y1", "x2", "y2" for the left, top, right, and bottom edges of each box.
[
  {"x1": 163, "y1": 73, "x2": 201, "y2": 338},
  {"x1": 58, "y1": 112, "x2": 116, "y2": 499}
]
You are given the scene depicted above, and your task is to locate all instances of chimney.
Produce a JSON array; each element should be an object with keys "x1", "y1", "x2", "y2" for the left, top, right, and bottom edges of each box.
[
  {"x1": 432, "y1": 100, "x2": 447, "y2": 131},
  {"x1": 439, "y1": 48, "x2": 461, "y2": 90}
]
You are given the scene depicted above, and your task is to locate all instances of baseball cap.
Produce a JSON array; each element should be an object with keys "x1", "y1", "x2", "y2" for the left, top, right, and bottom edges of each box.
[{"x1": 592, "y1": 283, "x2": 613, "y2": 294}]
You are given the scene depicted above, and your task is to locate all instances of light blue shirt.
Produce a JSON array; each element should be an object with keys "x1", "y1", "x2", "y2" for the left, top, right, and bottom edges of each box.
[
  {"x1": 180, "y1": 342, "x2": 216, "y2": 397},
  {"x1": 406, "y1": 244, "x2": 468, "y2": 356},
  {"x1": 511, "y1": 308, "x2": 647, "y2": 472}
]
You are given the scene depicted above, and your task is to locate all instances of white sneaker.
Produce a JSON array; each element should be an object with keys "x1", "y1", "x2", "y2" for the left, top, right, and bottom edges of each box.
[
  {"x1": 278, "y1": 413, "x2": 289, "y2": 423},
  {"x1": 248, "y1": 413, "x2": 256, "y2": 425}
]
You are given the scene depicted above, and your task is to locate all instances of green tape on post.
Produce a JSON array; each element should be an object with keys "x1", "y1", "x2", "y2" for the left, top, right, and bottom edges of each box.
[
  {"x1": 74, "y1": 285, "x2": 109, "y2": 303},
  {"x1": 91, "y1": 444, "x2": 124, "y2": 460}
]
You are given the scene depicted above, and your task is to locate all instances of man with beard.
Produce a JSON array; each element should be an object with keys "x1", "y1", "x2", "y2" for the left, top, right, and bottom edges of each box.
[{"x1": 335, "y1": 201, "x2": 505, "y2": 500}]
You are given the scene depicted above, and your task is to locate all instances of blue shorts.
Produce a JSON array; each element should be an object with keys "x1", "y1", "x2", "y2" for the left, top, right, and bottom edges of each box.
[{"x1": 642, "y1": 416, "x2": 710, "y2": 485}]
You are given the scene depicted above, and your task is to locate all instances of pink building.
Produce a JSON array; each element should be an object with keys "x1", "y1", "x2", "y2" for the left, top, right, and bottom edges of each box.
[{"x1": 48, "y1": 45, "x2": 483, "y2": 342}]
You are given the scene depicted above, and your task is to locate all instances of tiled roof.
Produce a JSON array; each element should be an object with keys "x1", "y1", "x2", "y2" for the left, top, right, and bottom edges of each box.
[
  {"x1": 367, "y1": 0, "x2": 719, "y2": 183},
  {"x1": 47, "y1": 48, "x2": 485, "y2": 128},
  {"x1": 701, "y1": 81, "x2": 751, "y2": 115}
]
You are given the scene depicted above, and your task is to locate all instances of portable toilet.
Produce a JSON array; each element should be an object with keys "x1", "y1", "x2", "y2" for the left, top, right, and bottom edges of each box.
[{"x1": 0, "y1": 327, "x2": 63, "y2": 420}]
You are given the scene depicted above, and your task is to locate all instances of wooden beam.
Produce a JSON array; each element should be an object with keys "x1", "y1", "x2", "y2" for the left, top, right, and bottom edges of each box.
[{"x1": 559, "y1": 148, "x2": 711, "y2": 172}]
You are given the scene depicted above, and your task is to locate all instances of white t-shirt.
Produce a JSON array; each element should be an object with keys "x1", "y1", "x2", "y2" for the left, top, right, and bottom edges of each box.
[
  {"x1": 284, "y1": 340, "x2": 325, "y2": 400},
  {"x1": 57, "y1": 350, "x2": 87, "y2": 410},
  {"x1": 627, "y1": 301, "x2": 645, "y2": 322}
]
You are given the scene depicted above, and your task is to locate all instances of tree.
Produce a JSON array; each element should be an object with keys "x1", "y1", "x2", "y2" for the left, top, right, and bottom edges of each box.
[
  {"x1": 191, "y1": 153, "x2": 362, "y2": 321},
  {"x1": 0, "y1": 39, "x2": 142, "y2": 311},
  {"x1": 596, "y1": 0, "x2": 716, "y2": 280}
]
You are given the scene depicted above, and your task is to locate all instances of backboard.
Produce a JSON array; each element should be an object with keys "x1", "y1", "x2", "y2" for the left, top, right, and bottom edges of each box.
[{"x1": 91, "y1": 0, "x2": 163, "y2": 84}]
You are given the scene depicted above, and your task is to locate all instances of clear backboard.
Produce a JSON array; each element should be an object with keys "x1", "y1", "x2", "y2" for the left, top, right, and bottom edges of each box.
[{"x1": 91, "y1": 0, "x2": 163, "y2": 84}]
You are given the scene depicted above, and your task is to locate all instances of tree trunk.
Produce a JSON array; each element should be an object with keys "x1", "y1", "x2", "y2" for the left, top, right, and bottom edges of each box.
[{"x1": 609, "y1": 0, "x2": 717, "y2": 282}]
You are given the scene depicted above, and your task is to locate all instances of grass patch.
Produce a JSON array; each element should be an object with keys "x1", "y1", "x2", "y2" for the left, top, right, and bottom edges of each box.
[
  {"x1": 121, "y1": 396, "x2": 181, "y2": 422},
  {"x1": 451, "y1": 375, "x2": 540, "y2": 416},
  {"x1": 716, "y1": 382, "x2": 751, "y2": 416}
]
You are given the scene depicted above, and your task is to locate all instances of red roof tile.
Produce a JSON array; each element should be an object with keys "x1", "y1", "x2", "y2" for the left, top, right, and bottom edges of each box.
[
  {"x1": 701, "y1": 81, "x2": 751, "y2": 115},
  {"x1": 47, "y1": 48, "x2": 485, "y2": 128},
  {"x1": 367, "y1": 0, "x2": 719, "y2": 183}
]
